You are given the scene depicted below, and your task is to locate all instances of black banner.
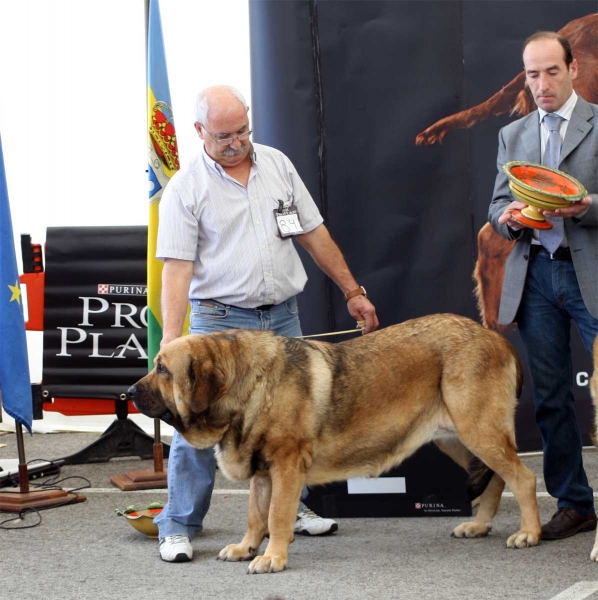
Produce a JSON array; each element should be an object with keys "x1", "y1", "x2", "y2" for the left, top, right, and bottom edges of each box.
[
  {"x1": 249, "y1": 0, "x2": 597, "y2": 452},
  {"x1": 42, "y1": 226, "x2": 148, "y2": 401}
]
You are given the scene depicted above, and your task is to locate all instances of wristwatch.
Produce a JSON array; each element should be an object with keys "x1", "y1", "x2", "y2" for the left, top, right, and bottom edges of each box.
[{"x1": 344, "y1": 286, "x2": 367, "y2": 302}]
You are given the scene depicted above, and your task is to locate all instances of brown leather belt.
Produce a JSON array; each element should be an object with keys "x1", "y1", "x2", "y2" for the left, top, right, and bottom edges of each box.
[{"x1": 530, "y1": 245, "x2": 572, "y2": 261}]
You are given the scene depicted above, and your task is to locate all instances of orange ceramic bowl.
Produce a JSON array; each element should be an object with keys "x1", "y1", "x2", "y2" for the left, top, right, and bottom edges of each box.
[
  {"x1": 503, "y1": 161, "x2": 587, "y2": 203},
  {"x1": 121, "y1": 507, "x2": 162, "y2": 538},
  {"x1": 508, "y1": 182, "x2": 569, "y2": 209}
]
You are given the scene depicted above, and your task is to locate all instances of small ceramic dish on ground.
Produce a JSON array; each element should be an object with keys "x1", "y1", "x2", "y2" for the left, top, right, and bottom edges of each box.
[{"x1": 115, "y1": 503, "x2": 163, "y2": 538}]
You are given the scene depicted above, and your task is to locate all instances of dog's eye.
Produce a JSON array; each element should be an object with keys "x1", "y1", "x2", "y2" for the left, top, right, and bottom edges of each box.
[{"x1": 157, "y1": 362, "x2": 167, "y2": 374}]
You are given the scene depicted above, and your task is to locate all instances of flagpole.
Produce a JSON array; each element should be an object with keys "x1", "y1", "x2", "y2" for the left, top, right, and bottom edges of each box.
[
  {"x1": 110, "y1": 0, "x2": 169, "y2": 491},
  {"x1": 145, "y1": 0, "x2": 165, "y2": 477},
  {"x1": 15, "y1": 422, "x2": 30, "y2": 494},
  {"x1": 153, "y1": 418, "x2": 164, "y2": 472},
  {"x1": 0, "y1": 419, "x2": 86, "y2": 511},
  {"x1": 0, "y1": 397, "x2": 87, "y2": 513}
]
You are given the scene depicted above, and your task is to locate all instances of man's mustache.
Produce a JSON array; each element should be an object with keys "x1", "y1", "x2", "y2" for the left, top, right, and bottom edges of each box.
[{"x1": 222, "y1": 145, "x2": 247, "y2": 157}]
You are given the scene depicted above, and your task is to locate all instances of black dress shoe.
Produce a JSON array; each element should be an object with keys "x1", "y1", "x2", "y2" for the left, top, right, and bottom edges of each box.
[{"x1": 541, "y1": 507, "x2": 597, "y2": 540}]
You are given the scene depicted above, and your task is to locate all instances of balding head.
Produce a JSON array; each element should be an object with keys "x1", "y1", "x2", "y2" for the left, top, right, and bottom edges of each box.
[
  {"x1": 193, "y1": 85, "x2": 252, "y2": 168},
  {"x1": 194, "y1": 85, "x2": 248, "y2": 129}
]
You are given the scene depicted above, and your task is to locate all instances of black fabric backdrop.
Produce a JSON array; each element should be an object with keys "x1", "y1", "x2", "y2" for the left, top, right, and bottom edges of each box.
[{"x1": 249, "y1": 0, "x2": 597, "y2": 451}]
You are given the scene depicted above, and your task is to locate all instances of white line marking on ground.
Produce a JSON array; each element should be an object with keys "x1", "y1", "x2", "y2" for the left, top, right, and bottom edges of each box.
[
  {"x1": 69, "y1": 490, "x2": 598, "y2": 498},
  {"x1": 518, "y1": 446, "x2": 596, "y2": 458},
  {"x1": 548, "y1": 581, "x2": 598, "y2": 600},
  {"x1": 69, "y1": 488, "x2": 249, "y2": 494},
  {"x1": 502, "y1": 492, "x2": 553, "y2": 498}
]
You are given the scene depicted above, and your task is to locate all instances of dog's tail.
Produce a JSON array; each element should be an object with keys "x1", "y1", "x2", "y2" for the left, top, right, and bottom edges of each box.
[
  {"x1": 590, "y1": 336, "x2": 598, "y2": 447},
  {"x1": 466, "y1": 456, "x2": 495, "y2": 501}
]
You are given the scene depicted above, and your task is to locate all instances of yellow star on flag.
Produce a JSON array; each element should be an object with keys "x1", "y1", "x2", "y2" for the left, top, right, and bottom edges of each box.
[{"x1": 8, "y1": 279, "x2": 21, "y2": 304}]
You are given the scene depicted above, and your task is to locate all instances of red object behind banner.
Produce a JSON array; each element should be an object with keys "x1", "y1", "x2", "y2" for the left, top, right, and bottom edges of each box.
[
  {"x1": 20, "y1": 271, "x2": 44, "y2": 331},
  {"x1": 43, "y1": 398, "x2": 140, "y2": 416}
]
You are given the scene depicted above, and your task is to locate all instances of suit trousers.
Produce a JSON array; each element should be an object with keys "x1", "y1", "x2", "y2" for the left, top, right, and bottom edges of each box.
[
  {"x1": 155, "y1": 296, "x2": 306, "y2": 538},
  {"x1": 516, "y1": 249, "x2": 598, "y2": 515}
]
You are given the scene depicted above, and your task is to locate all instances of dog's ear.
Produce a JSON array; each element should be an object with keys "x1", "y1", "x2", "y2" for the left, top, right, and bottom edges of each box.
[
  {"x1": 189, "y1": 355, "x2": 227, "y2": 414},
  {"x1": 171, "y1": 354, "x2": 196, "y2": 418}
]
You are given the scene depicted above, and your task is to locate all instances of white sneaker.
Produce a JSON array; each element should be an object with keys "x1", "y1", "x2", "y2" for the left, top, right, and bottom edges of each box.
[
  {"x1": 159, "y1": 535, "x2": 193, "y2": 562},
  {"x1": 293, "y1": 508, "x2": 338, "y2": 536}
]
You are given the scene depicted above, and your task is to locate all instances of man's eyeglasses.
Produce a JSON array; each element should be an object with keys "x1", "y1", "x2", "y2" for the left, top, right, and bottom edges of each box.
[{"x1": 202, "y1": 126, "x2": 253, "y2": 146}]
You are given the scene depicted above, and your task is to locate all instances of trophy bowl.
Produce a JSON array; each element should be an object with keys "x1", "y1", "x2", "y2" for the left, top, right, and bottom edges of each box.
[{"x1": 502, "y1": 161, "x2": 587, "y2": 229}]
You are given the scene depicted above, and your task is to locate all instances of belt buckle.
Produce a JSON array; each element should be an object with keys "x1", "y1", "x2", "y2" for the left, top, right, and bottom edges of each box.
[
  {"x1": 549, "y1": 247, "x2": 569, "y2": 261},
  {"x1": 255, "y1": 304, "x2": 274, "y2": 311}
]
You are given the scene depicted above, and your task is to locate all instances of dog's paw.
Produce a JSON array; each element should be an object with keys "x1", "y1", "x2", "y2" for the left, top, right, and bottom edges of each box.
[
  {"x1": 415, "y1": 124, "x2": 448, "y2": 147},
  {"x1": 452, "y1": 521, "x2": 491, "y2": 538},
  {"x1": 218, "y1": 543, "x2": 257, "y2": 562},
  {"x1": 506, "y1": 530, "x2": 540, "y2": 548},
  {"x1": 247, "y1": 554, "x2": 287, "y2": 574},
  {"x1": 590, "y1": 546, "x2": 598, "y2": 562}
]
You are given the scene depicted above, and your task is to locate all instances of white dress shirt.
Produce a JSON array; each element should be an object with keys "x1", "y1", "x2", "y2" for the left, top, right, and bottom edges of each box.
[{"x1": 156, "y1": 143, "x2": 324, "y2": 308}]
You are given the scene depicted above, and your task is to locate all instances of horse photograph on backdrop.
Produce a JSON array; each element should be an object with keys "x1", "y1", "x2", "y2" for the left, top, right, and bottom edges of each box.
[{"x1": 416, "y1": 13, "x2": 598, "y2": 334}]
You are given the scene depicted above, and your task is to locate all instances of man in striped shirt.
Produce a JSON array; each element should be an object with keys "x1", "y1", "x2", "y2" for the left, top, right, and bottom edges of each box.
[{"x1": 155, "y1": 85, "x2": 378, "y2": 563}]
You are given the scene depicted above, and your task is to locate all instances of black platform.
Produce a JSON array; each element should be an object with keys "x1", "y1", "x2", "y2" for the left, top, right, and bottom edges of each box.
[{"x1": 304, "y1": 444, "x2": 472, "y2": 518}]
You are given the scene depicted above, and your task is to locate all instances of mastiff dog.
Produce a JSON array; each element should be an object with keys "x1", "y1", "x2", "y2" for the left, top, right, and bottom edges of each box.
[{"x1": 129, "y1": 313, "x2": 541, "y2": 574}]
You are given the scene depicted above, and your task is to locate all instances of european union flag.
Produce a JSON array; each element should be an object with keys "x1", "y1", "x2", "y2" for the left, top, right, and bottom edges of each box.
[{"x1": 0, "y1": 135, "x2": 32, "y2": 433}]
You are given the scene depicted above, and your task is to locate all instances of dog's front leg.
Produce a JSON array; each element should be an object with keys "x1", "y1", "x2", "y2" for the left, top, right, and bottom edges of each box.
[
  {"x1": 247, "y1": 456, "x2": 305, "y2": 574},
  {"x1": 218, "y1": 472, "x2": 272, "y2": 563}
]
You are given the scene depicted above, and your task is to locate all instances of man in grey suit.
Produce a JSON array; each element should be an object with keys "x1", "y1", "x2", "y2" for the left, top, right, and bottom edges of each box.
[{"x1": 489, "y1": 31, "x2": 598, "y2": 541}]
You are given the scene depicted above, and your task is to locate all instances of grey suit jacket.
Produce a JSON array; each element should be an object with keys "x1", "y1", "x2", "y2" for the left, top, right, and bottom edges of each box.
[{"x1": 488, "y1": 96, "x2": 598, "y2": 324}]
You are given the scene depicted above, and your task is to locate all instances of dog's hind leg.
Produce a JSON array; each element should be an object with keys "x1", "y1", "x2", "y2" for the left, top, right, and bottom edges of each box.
[
  {"x1": 443, "y1": 351, "x2": 541, "y2": 548},
  {"x1": 452, "y1": 428, "x2": 540, "y2": 548},
  {"x1": 435, "y1": 438, "x2": 506, "y2": 539},
  {"x1": 480, "y1": 447, "x2": 540, "y2": 548},
  {"x1": 453, "y1": 471, "x2": 506, "y2": 539},
  {"x1": 218, "y1": 472, "x2": 272, "y2": 563}
]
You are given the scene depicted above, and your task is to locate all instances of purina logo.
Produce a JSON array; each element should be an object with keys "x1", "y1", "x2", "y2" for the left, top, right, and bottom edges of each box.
[
  {"x1": 415, "y1": 502, "x2": 446, "y2": 510},
  {"x1": 97, "y1": 284, "x2": 147, "y2": 296}
]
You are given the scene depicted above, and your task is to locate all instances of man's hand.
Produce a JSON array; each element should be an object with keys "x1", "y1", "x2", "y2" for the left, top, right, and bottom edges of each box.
[
  {"x1": 160, "y1": 333, "x2": 179, "y2": 350},
  {"x1": 542, "y1": 195, "x2": 592, "y2": 219},
  {"x1": 347, "y1": 296, "x2": 379, "y2": 334},
  {"x1": 497, "y1": 200, "x2": 529, "y2": 230}
]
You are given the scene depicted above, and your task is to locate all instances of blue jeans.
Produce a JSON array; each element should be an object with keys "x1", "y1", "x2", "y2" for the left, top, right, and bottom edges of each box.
[
  {"x1": 155, "y1": 296, "x2": 306, "y2": 538},
  {"x1": 516, "y1": 249, "x2": 598, "y2": 515}
]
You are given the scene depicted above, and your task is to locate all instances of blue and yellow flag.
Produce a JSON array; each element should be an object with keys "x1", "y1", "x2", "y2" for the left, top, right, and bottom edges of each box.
[
  {"x1": 0, "y1": 136, "x2": 32, "y2": 433},
  {"x1": 146, "y1": 0, "x2": 186, "y2": 368}
]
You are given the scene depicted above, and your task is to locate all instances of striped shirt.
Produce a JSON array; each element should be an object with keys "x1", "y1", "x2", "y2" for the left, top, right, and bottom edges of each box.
[{"x1": 156, "y1": 143, "x2": 324, "y2": 308}]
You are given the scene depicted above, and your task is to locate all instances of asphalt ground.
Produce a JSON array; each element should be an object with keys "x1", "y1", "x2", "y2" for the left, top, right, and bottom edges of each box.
[{"x1": 2, "y1": 431, "x2": 598, "y2": 600}]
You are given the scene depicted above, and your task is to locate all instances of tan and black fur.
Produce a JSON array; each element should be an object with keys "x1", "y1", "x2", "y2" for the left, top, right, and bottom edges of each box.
[{"x1": 129, "y1": 313, "x2": 541, "y2": 574}]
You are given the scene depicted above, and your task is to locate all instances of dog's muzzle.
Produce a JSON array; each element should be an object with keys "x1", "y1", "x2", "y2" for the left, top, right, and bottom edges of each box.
[{"x1": 127, "y1": 384, "x2": 176, "y2": 426}]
